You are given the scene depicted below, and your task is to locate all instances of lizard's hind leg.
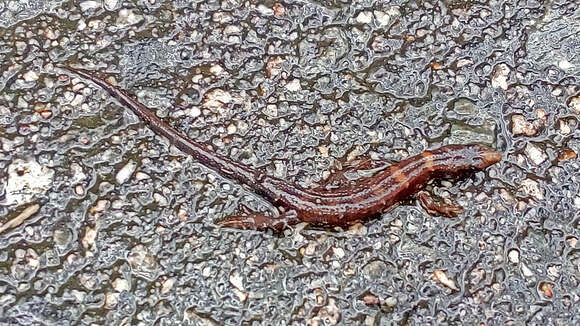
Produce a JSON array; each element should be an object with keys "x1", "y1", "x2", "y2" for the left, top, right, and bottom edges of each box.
[
  {"x1": 417, "y1": 191, "x2": 463, "y2": 217},
  {"x1": 217, "y1": 210, "x2": 300, "y2": 231}
]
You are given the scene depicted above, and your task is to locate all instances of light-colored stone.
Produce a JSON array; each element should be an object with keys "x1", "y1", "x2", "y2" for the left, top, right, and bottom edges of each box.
[
  {"x1": 116, "y1": 160, "x2": 137, "y2": 184},
  {"x1": 5, "y1": 159, "x2": 54, "y2": 206},
  {"x1": 491, "y1": 64, "x2": 510, "y2": 90},
  {"x1": 524, "y1": 143, "x2": 547, "y2": 166},
  {"x1": 356, "y1": 11, "x2": 373, "y2": 24}
]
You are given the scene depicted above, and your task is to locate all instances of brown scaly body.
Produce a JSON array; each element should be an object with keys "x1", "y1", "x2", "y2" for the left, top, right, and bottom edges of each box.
[{"x1": 63, "y1": 67, "x2": 501, "y2": 231}]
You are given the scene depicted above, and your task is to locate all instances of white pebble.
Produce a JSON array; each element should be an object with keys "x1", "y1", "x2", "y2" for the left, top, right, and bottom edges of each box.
[
  {"x1": 81, "y1": 226, "x2": 98, "y2": 251},
  {"x1": 569, "y1": 96, "x2": 580, "y2": 114},
  {"x1": 520, "y1": 178, "x2": 543, "y2": 200},
  {"x1": 508, "y1": 249, "x2": 520, "y2": 263},
  {"x1": 433, "y1": 270, "x2": 459, "y2": 291},
  {"x1": 223, "y1": 25, "x2": 241, "y2": 35},
  {"x1": 79, "y1": 0, "x2": 100, "y2": 12},
  {"x1": 5, "y1": 159, "x2": 54, "y2": 206},
  {"x1": 229, "y1": 271, "x2": 244, "y2": 290},
  {"x1": 227, "y1": 123, "x2": 237, "y2": 134},
  {"x1": 356, "y1": 11, "x2": 373, "y2": 24},
  {"x1": 374, "y1": 10, "x2": 390, "y2": 26},
  {"x1": 161, "y1": 278, "x2": 175, "y2": 294},
  {"x1": 511, "y1": 114, "x2": 539, "y2": 136},
  {"x1": 117, "y1": 8, "x2": 144, "y2": 26},
  {"x1": 209, "y1": 64, "x2": 224, "y2": 75},
  {"x1": 558, "y1": 59, "x2": 573, "y2": 71},
  {"x1": 524, "y1": 143, "x2": 547, "y2": 165},
  {"x1": 333, "y1": 247, "x2": 345, "y2": 259},
  {"x1": 204, "y1": 89, "x2": 232, "y2": 109},
  {"x1": 116, "y1": 160, "x2": 137, "y2": 184},
  {"x1": 285, "y1": 79, "x2": 301, "y2": 92},
  {"x1": 112, "y1": 278, "x2": 130, "y2": 292},
  {"x1": 521, "y1": 263, "x2": 534, "y2": 277},
  {"x1": 135, "y1": 171, "x2": 150, "y2": 181},
  {"x1": 256, "y1": 4, "x2": 273, "y2": 16},
  {"x1": 189, "y1": 107, "x2": 201, "y2": 118},
  {"x1": 74, "y1": 184, "x2": 86, "y2": 196},
  {"x1": 23, "y1": 70, "x2": 39, "y2": 82},
  {"x1": 153, "y1": 193, "x2": 168, "y2": 206},
  {"x1": 103, "y1": 0, "x2": 119, "y2": 10},
  {"x1": 104, "y1": 292, "x2": 119, "y2": 309}
]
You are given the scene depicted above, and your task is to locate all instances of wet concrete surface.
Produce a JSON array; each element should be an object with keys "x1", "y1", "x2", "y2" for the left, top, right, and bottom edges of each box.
[{"x1": 0, "y1": 0, "x2": 579, "y2": 325}]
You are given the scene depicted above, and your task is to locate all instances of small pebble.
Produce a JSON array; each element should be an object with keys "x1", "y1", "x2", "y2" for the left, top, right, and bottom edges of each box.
[
  {"x1": 212, "y1": 12, "x2": 232, "y2": 23},
  {"x1": 256, "y1": 4, "x2": 273, "y2": 16},
  {"x1": 23, "y1": 70, "x2": 39, "y2": 82},
  {"x1": 569, "y1": 96, "x2": 580, "y2": 114},
  {"x1": 39, "y1": 109, "x2": 53, "y2": 119},
  {"x1": 558, "y1": 60, "x2": 573, "y2": 71},
  {"x1": 264, "y1": 104, "x2": 278, "y2": 117},
  {"x1": 318, "y1": 146, "x2": 329, "y2": 157},
  {"x1": 539, "y1": 282, "x2": 553, "y2": 298},
  {"x1": 202, "y1": 266, "x2": 212, "y2": 278},
  {"x1": 491, "y1": 64, "x2": 510, "y2": 90},
  {"x1": 356, "y1": 11, "x2": 373, "y2": 24},
  {"x1": 332, "y1": 247, "x2": 345, "y2": 259},
  {"x1": 521, "y1": 263, "x2": 534, "y2": 277},
  {"x1": 209, "y1": 64, "x2": 224, "y2": 75},
  {"x1": 511, "y1": 114, "x2": 540, "y2": 136},
  {"x1": 177, "y1": 205, "x2": 188, "y2": 222},
  {"x1": 226, "y1": 123, "x2": 237, "y2": 134},
  {"x1": 298, "y1": 241, "x2": 316, "y2": 257},
  {"x1": 6, "y1": 159, "x2": 54, "y2": 205},
  {"x1": 524, "y1": 143, "x2": 547, "y2": 166},
  {"x1": 233, "y1": 288, "x2": 248, "y2": 302},
  {"x1": 44, "y1": 27, "x2": 58, "y2": 40},
  {"x1": 374, "y1": 10, "x2": 391, "y2": 26},
  {"x1": 266, "y1": 57, "x2": 284, "y2": 77},
  {"x1": 74, "y1": 184, "x2": 85, "y2": 196},
  {"x1": 457, "y1": 58, "x2": 473, "y2": 68},
  {"x1": 204, "y1": 89, "x2": 232, "y2": 109},
  {"x1": 384, "y1": 297, "x2": 398, "y2": 307},
  {"x1": 103, "y1": 0, "x2": 119, "y2": 10},
  {"x1": 508, "y1": 249, "x2": 519, "y2": 263},
  {"x1": 229, "y1": 271, "x2": 244, "y2": 290},
  {"x1": 104, "y1": 292, "x2": 119, "y2": 309},
  {"x1": 153, "y1": 193, "x2": 168, "y2": 207},
  {"x1": 362, "y1": 293, "x2": 380, "y2": 306},
  {"x1": 116, "y1": 160, "x2": 137, "y2": 184},
  {"x1": 273, "y1": 2, "x2": 285, "y2": 16},
  {"x1": 161, "y1": 278, "x2": 175, "y2": 294},
  {"x1": 112, "y1": 278, "x2": 130, "y2": 292},
  {"x1": 79, "y1": 0, "x2": 101, "y2": 12},
  {"x1": 223, "y1": 25, "x2": 241, "y2": 35},
  {"x1": 285, "y1": 79, "x2": 301, "y2": 92},
  {"x1": 89, "y1": 199, "x2": 109, "y2": 215},
  {"x1": 566, "y1": 237, "x2": 578, "y2": 248},
  {"x1": 81, "y1": 226, "x2": 98, "y2": 252},
  {"x1": 117, "y1": 8, "x2": 144, "y2": 26},
  {"x1": 520, "y1": 178, "x2": 543, "y2": 200},
  {"x1": 558, "y1": 119, "x2": 571, "y2": 135},
  {"x1": 433, "y1": 270, "x2": 459, "y2": 291},
  {"x1": 135, "y1": 171, "x2": 150, "y2": 180}
]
